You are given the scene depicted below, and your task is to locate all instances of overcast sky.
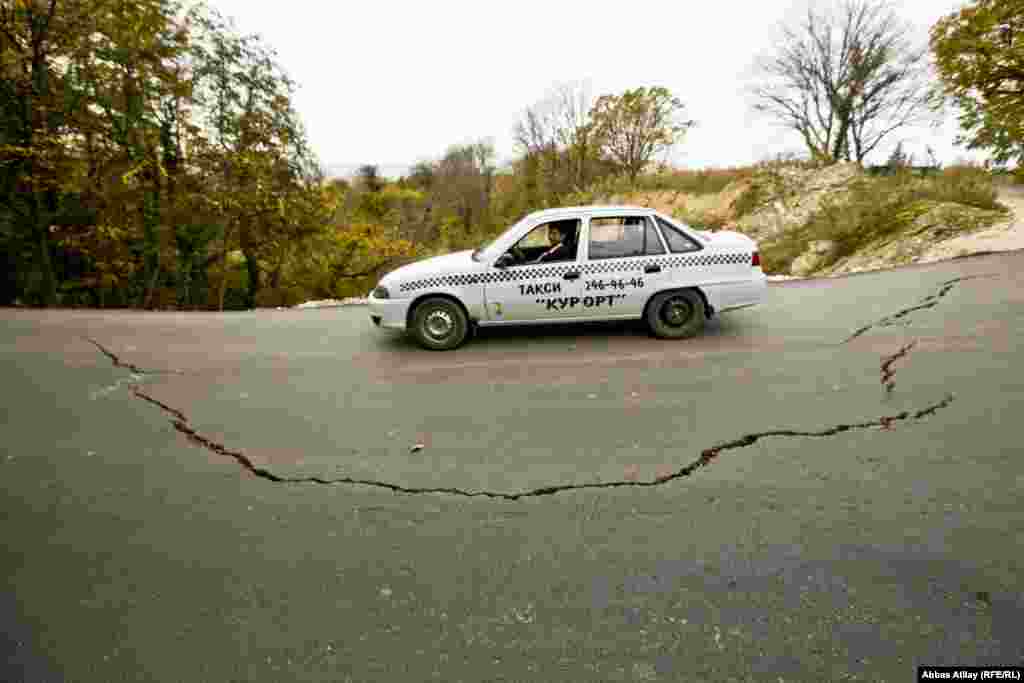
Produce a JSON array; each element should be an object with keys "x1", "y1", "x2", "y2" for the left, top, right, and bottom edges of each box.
[{"x1": 208, "y1": 0, "x2": 978, "y2": 178}]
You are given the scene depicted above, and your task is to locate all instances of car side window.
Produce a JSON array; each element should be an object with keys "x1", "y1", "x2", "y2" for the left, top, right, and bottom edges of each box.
[
  {"x1": 506, "y1": 219, "x2": 581, "y2": 265},
  {"x1": 588, "y1": 216, "x2": 663, "y2": 259},
  {"x1": 655, "y1": 216, "x2": 703, "y2": 253}
]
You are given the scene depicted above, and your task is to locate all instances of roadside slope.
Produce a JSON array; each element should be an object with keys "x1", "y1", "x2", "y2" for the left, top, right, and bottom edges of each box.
[{"x1": 916, "y1": 184, "x2": 1024, "y2": 262}]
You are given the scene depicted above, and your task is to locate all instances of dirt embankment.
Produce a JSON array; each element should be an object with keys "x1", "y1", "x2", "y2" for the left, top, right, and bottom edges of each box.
[{"x1": 624, "y1": 164, "x2": 1022, "y2": 278}]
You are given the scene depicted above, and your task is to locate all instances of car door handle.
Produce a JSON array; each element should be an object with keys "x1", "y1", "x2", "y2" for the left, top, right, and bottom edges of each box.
[
  {"x1": 644, "y1": 264, "x2": 662, "y2": 274},
  {"x1": 563, "y1": 271, "x2": 580, "y2": 280}
]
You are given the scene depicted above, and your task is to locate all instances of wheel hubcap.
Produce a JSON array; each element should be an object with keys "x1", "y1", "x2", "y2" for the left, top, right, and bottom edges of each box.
[
  {"x1": 424, "y1": 310, "x2": 454, "y2": 339},
  {"x1": 662, "y1": 298, "x2": 693, "y2": 327}
]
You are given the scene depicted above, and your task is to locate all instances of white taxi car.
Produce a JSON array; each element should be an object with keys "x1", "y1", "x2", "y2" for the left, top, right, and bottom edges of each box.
[{"x1": 368, "y1": 206, "x2": 766, "y2": 350}]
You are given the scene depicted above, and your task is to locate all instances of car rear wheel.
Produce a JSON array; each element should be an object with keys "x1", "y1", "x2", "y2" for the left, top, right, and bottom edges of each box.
[
  {"x1": 411, "y1": 297, "x2": 469, "y2": 351},
  {"x1": 646, "y1": 289, "x2": 705, "y2": 339}
]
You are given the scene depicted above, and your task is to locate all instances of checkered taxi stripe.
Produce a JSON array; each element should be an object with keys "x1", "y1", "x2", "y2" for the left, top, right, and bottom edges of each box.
[{"x1": 397, "y1": 252, "x2": 751, "y2": 293}]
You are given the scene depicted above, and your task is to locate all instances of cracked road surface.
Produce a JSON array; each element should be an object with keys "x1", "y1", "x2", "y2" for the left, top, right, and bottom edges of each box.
[{"x1": 3, "y1": 250, "x2": 1024, "y2": 681}]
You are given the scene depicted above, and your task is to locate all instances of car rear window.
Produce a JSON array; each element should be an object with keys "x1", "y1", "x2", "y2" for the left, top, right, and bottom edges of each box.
[
  {"x1": 655, "y1": 216, "x2": 703, "y2": 253},
  {"x1": 589, "y1": 216, "x2": 665, "y2": 259}
]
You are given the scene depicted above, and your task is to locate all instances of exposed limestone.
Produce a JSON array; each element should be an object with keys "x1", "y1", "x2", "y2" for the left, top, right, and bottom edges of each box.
[
  {"x1": 593, "y1": 164, "x2": 1020, "y2": 278},
  {"x1": 733, "y1": 162, "x2": 861, "y2": 240}
]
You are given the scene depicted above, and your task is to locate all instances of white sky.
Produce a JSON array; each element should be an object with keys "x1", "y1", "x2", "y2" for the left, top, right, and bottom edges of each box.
[{"x1": 208, "y1": 0, "x2": 979, "y2": 178}]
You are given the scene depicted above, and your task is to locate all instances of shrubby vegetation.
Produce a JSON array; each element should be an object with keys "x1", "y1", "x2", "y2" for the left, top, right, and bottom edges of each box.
[
  {"x1": 931, "y1": 0, "x2": 1024, "y2": 170},
  {"x1": 0, "y1": 0, "x2": 1020, "y2": 307},
  {"x1": 757, "y1": 163, "x2": 1008, "y2": 274},
  {"x1": 0, "y1": 0, "x2": 425, "y2": 308},
  {"x1": 0, "y1": 6, "x2": 692, "y2": 308}
]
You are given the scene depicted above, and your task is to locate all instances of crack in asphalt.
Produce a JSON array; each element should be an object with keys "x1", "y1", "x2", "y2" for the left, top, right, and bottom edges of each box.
[
  {"x1": 89, "y1": 308, "x2": 956, "y2": 500},
  {"x1": 880, "y1": 341, "x2": 917, "y2": 397},
  {"x1": 841, "y1": 275, "x2": 998, "y2": 344},
  {"x1": 86, "y1": 338, "x2": 182, "y2": 376},
  {"x1": 129, "y1": 386, "x2": 954, "y2": 500}
]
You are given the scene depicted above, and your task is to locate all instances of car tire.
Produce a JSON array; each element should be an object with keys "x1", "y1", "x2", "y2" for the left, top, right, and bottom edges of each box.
[
  {"x1": 410, "y1": 297, "x2": 470, "y2": 351},
  {"x1": 646, "y1": 289, "x2": 705, "y2": 339}
]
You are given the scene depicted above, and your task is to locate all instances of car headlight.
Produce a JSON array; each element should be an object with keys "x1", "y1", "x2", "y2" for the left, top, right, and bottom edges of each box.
[{"x1": 372, "y1": 285, "x2": 390, "y2": 299}]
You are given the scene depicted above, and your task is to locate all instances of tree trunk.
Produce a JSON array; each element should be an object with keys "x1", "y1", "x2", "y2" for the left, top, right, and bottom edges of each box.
[
  {"x1": 270, "y1": 244, "x2": 288, "y2": 307},
  {"x1": 35, "y1": 224, "x2": 57, "y2": 307},
  {"x1": 217, "y1": 226, "x2": 230, "y2": 312},
  {"x1": 28, "y1": 193, "x2": 57, "y2": 307},
  {"x1": 141, "y1": 189, "x2": 161, "y2": 309},
  {"x1": 241, "y1": 245, "x2": 260, "y2": 310},
  {"x1": 176, "y1": 249, "x2": 193, "y2": 310}
]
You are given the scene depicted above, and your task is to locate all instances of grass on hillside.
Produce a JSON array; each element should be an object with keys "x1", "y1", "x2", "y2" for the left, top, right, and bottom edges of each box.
[
  {"x1": 634, "y1": 166, "x2": 756, "y2": 196},
  {"x1": 758, "y1": 164, "x2": 1008, "y2": 275}
]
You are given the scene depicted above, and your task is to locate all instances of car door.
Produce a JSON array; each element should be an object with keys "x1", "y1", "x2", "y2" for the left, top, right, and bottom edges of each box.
[
  {"x1": 482, "y1": 219, "x2": 585, "y2": 322},
  {"x1": 579, "y1": 213, "x2": 668, "y2": 318}
]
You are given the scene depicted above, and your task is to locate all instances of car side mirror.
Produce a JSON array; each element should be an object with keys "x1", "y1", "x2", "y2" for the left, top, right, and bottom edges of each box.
[{"x1": 494, "y1": 253, "x2": 514, "y2": 269}]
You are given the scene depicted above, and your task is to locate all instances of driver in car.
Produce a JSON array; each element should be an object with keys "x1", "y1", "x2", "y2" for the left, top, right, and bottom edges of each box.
[{"x1": 533, "y1": 222, "x2": 576, "y2": 263}]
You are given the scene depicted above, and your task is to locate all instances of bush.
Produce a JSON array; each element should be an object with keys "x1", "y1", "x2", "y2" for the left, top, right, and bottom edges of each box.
[
  {"x1": 760, "y1": 167, "x2": 1008, "y2": 275},
  {"x1": 729, "y1": 156, "x2": 824, "y2": 219},
  {"x1": 730, "y1": 182, "x2": 766, "y2": 220},
  {"x1": 802, "y1": 179, "x2": 908, "y2": 264},
  {"x1": 755, "y1": 179, "x2": 897, "y2": 275},
  {"x1": 759, "y1": 236, "x2": 808, "y2": 275},
  {"x1": 915, "y1": 164, "x2": 1003, "y2": 211},
  {"x1": 672, "y1": 206, "x2": 730, "y2": 231}
]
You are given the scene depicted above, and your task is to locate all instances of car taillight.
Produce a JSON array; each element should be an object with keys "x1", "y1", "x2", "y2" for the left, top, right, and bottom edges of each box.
[{"x1": 751, "y1": 252, "x2": 761, "y2": 267}]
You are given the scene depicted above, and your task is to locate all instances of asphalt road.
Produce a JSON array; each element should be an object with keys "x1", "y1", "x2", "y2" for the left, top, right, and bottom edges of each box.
[{"x1": 2, "y1": 251, "x2": 1023, "y2": 682}]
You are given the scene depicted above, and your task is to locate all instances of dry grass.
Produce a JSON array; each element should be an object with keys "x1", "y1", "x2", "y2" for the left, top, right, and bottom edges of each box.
[
  {"x1": 635, "y1": 166, "x2": 756, "y2": 196},
  {"x1": 758, "y1": 165, "x2": 1008, "y2": 275}
]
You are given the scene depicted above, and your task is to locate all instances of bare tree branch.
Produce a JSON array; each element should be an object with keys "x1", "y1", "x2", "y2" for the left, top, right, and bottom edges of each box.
[{"x1": 750, "y1": 0, "x2": 935, "y2": 163}]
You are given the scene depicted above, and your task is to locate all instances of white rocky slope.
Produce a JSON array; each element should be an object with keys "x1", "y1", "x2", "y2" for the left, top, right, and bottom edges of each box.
[
  {"x1": 721, "y1": 163, "x2": 1021, "y2": 279},
  {"x1": 817, "y1": 185, "x2": 1024, "y2": 277},
  {"x1": 918, "y1": 185, "x2": 1024, "y2": 261}
]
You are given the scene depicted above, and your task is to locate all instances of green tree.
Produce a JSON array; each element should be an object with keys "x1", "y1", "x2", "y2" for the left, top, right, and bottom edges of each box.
[
  {"x1": 1, "y1": 0, "x2": 101, "y2": 305},
  {"x1": 80, "y1": 0, "x2": 189, "y2": 308},
  {"x1": 589, "y1": 86, "x2": 694, "y2": 185},
  {"x1": 931, "y1": 0, "x2": 1024, "y2": 168},
  {"x1": 186, "y1": 2, "x2": 315, "y2": 309}
]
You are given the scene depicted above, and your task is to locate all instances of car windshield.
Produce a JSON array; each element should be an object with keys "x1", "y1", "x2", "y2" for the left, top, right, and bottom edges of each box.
[{"x1": 471, "y1": 216, "x2": 528, "y2": 261}]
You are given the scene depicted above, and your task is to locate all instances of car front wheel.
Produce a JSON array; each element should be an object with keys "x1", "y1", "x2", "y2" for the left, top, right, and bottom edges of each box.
[
  {"x1": 410, "y1": 297, "x2": 470, "y2": 351},
  {"x1": 646, "y1": 289, "x2": 705, "y2": 339}
]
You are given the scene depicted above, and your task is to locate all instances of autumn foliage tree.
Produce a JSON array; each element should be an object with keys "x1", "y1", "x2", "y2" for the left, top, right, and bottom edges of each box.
[
  {"x1": 0, "y1": 0, "x2": 114, "y2": 306},
  {"x1": 931, "y1": 0, "x2": 1024, "y2": 169},
  {"x1": 0, "y1": 0, "x2": 415, "y2": 308},
  {"x1": 588, "y1": 86, "x2": 694, "y2": 185},
  {"x1": 1, "y1": 3, "x2": 706, "y2": 309},
  {"x1": 514, "y1": 81, "x2": 608, "y2": 198}
]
